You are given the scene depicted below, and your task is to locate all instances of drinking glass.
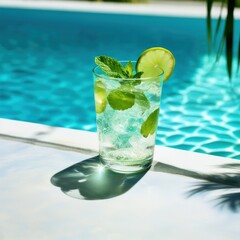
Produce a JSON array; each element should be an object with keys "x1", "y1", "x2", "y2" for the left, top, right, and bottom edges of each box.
[{"x1": 93, "y1": 61, "x2": 164, "y2": 173}]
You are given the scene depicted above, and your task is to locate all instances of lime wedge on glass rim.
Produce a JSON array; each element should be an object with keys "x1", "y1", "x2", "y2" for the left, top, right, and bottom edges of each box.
[{"x1": 136, "y1": 47, "x2": 175, "y2": 82}]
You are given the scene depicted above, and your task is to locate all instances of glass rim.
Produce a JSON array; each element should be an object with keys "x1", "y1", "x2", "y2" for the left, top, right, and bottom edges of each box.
[{"x1": 92, "y1": 60, "x2": 164, "y2": 81}]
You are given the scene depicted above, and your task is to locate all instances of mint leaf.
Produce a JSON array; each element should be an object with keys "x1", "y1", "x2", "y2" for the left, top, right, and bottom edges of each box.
[
  {"x1": 125, "y1": 61, "x2": 134, "y2": 76},
  {"x1": 132, "y1": 71, "x2": 144, "y2": 79},
  {"x1": 135, "y1": 92, "x2": 150, "y2": 109},
  {"x1": 95, "y1": 56, "x2": 144, "y2": 81},
  {"x1": 95, "y1": 56, "x2": 127, "y2": 78},
  {"x1": 140, "y1": 108, "x2": 159, "y2": 138},
  {"x1": 130, "y1": 72, "x2": 143, "y2": 86},
  {"x1": 107, "y1": 86, "x2": 135, "y2": 110}
]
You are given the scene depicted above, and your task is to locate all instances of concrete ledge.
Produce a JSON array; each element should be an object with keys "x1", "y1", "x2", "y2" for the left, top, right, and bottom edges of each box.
[
  {"x1": 0, "y1": 118, "x2": 237, "y2": 175},
  {"x1": 0, "y1": 118, "x2": 98, "y2": 154}
]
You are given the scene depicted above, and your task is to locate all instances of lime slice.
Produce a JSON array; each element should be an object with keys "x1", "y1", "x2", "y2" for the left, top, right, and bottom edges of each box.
[
  {"x1": 136, "y1": 47, "x2": 175, "y2": 82},
  {"x1": 94, "y1": 79, "x2": 107, "y2": 114}
]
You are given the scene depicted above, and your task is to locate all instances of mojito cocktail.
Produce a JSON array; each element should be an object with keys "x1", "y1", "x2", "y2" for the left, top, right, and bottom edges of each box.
[{"x1": 93, "y1": 48, "x2": 175, "y2": 173}]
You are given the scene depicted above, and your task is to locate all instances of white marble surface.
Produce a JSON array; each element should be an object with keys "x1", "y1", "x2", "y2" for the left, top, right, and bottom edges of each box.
[{"x1": 0, "y1": 119, "x2": 240, "y2": 240}]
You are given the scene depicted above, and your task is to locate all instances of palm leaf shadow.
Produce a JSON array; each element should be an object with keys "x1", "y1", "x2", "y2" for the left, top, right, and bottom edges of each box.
[
  {"x1": 153, "y1": 162, "x2": 240, "y2": 213},
  {"x1": 188, "y1": 163, "x2": 240, "y2": 212}
]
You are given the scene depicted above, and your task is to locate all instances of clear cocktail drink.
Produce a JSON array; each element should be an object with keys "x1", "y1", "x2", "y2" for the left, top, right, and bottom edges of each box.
[{"x1": 93, "y1": 61, "x2": 164, "y2": 173}]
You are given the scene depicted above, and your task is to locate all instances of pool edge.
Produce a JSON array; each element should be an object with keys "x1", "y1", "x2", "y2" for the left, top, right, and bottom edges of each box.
[
  {"x1": 0, "y1": 0, "x2": 239, "y2": 18},
  {"x1": 0, "y1": 118, "x2": 237, "y2": 174},
  {"x1": 0, "y1": 118, "x2": 98, "y2": 155}
]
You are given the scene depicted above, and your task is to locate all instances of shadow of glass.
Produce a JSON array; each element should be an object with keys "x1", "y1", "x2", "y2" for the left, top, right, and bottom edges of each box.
[
  {"x1": 51, "y1": 155, "x2": 240, "y2": 210},
  {"x1": 51, "y1": 155, "x2": 148, "y2": 200},
  {"x1": 153, "y1": 161, "x2": 240, "y2": 213}
]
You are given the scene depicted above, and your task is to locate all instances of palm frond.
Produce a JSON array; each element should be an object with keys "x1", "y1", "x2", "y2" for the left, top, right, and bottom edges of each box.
[
  {"x1": 213, "y1": 0, "x2": 224, "y2": 48},
  {"x1": 216, "y1": 32, "x2": 225, "y2": 62},
  {"x1": 207, "y1": 0, "x2": 239, "y2": 81},
  {"x1": 225, "y1": 0, "x2": 235, "y2": 79},
  {"x1": 238, "y1": 35, "x2": 240, "y2": 72},
  {"x1": 207, "y1": 0, "x2": 214, "y2": 53}
]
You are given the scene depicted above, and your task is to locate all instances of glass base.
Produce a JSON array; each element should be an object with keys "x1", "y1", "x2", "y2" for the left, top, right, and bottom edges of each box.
[{"x1": 100, "y1": 156, "x2": 152, "y2": 174}]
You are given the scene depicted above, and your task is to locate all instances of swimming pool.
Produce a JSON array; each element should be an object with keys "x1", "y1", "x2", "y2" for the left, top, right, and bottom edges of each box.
[{"x1": 0, "y1": 6, "x2": 240, "y2": 159}]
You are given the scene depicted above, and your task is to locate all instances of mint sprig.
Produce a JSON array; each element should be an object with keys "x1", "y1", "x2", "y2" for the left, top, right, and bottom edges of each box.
[
  {"x1": 95, "y1": 56, "x2": 127, "y2": 78},
  {"x1": 95, "y1": 56, "x2": 143, "y2": 79}
]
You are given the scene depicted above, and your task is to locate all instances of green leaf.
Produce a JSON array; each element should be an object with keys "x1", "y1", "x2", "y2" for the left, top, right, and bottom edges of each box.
[
  {"x1": 207, "y1": 0, "x2": 237, "y2": 82},
  {"x1": 95, "y1": 56, "x2": 145, "y2": 81},
  {"x1": 125, "y1": 72, "x2": 144, "y2": 86},
  {"x1": 107, "y1": 86, "x2": 135, "y2": 110},
  {"x1": 225, "y1": 0, "x2": 235, "y2": 79},
  {"x1": 216, "y1": 33, "x2": 225, "y2": 62},
  {"x1": 237, "y1": 34, "x2": 240, "y2": 73},
  {"x1": 130, "y1": 72, "x2": 144, "y2": 86},
  {"x1": 132, "y1": 71, "x2": 144, "y2": 79},
  {"x1": 140, "y1": 108, "x2": 159, "y2": 138},
  {"x1": 207, "y1": 0, "x2": 214, "y2": 53},
  {"x1": 135, "y1": 92, "x2": 150, "y2": 109},
  {"x1": 95, "y1": 56, "x2": 127, "y2": 78},
  {"x1": 125, "y1": 61, "x2": 134, "y2": 77},
  {"x1": 213, "y1": 0, "x2": 224, "y2": 49}
]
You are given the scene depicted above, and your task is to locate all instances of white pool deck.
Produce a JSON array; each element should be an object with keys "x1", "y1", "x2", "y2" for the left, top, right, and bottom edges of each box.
[
  {"x1": 1, "y1": 1, "x2": 240, "y2": 239},
  {"x1": 1, "y1": 118, "x2": 240, "y2": 239}
]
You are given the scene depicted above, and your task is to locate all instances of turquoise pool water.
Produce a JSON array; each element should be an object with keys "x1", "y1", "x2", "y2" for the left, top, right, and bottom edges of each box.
[{"x1": 0, "y1": 7, "x2": 240, "y2": 159}]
